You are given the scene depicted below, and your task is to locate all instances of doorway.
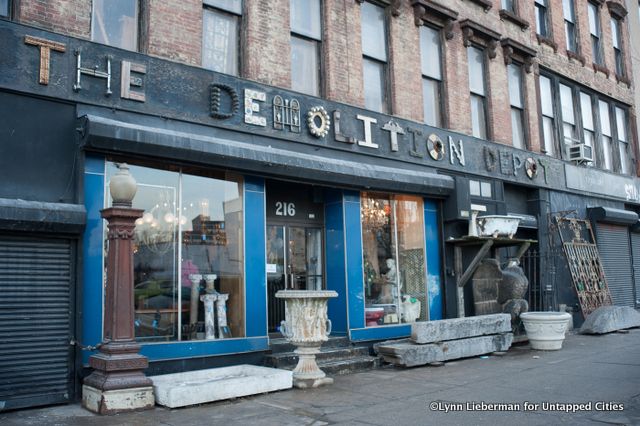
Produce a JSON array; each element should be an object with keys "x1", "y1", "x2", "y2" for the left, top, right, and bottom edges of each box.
[{"x1": 265, "y1": 181, "x2": 325, "y2": 333}]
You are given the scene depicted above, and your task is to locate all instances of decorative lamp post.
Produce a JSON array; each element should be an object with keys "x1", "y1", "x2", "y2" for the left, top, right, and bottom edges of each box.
[{"x1": 82, "y1": 164, "x2": 155, "y2": 414}]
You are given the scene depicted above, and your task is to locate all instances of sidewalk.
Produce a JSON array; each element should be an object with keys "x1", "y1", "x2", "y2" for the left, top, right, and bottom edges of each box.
[{"x1": 2, "y1": 329, "x2": 640, "y2": 426}]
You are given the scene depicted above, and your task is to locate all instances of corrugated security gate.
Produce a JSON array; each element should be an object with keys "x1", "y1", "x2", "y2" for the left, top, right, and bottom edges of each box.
[
  {"x1": 595, "y1": 223, "x2": 636, "y2": 307},
  {"x1": 0, "y1": 236, "x2": 73, "y2": 411},
  {"x1": 630, "y1": 232, "x2": 640, "y2": 307}
]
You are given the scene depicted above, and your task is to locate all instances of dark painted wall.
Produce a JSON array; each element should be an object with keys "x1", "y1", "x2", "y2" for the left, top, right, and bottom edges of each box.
[{"x1": 0, "y1": 91, "x2": 77, "y2": 203}]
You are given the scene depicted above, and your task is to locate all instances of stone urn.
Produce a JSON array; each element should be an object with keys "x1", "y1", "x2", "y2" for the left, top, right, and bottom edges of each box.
[
  {"x1": 275, "y1": 290, "x2": 338, "y2": 388},
  {"x1": 520, "y1": 312, "x2": 572, "y2": 350}
]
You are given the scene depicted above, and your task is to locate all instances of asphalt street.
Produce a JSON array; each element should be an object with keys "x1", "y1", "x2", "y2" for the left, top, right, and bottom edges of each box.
[{"x1": 2, "y1": 328, "x2": 639, "y2": 426}]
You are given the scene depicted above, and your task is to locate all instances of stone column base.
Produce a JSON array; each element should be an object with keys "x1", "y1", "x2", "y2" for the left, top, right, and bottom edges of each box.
[
  {"x1": 293, "y1": 376, "x2": 334, "y2": 389},
  {"x1": 82, "y1": 385, "x2": 154, "y2": 415}
]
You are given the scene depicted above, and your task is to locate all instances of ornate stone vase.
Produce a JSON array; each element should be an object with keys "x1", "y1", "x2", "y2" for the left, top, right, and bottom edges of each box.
[
  {"x1": 520, "y1": 312, "x2": 572, "y2": 350},
  {"x1": 275, "y1": 290, "x2": 338, "y2": 388}
]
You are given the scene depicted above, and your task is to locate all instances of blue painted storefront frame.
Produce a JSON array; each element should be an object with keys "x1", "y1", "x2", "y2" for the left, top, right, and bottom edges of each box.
[
  {"x1": 81, "y1": 157, "x2": 268, "y2": 364},
  {"x1": 82, "y1": 159, "x2": 444, "y2": 358},
  {"x1": 345, "y1": 193, "x2": 444, "y2": 342}
]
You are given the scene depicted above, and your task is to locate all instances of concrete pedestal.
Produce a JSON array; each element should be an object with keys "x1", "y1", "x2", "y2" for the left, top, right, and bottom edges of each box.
[{"x1": 82, "y1": 385, "x2": 154, "y2": 415}]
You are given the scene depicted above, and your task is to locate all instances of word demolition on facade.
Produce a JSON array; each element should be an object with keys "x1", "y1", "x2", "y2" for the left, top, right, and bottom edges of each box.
[{"x1": 25, "y1": 33, "x2": 547, "y2": 184}]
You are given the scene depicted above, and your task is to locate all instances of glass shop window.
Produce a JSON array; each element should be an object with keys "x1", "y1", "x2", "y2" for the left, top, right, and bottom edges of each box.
[
  {"x1": 361, "y1": 192, "x2": 427, "y2": 327},
  {"x1": 202, "y1": 0, "x2": 242, "y2": 75},
  {"x1": 105, "y1": 162, "x2": 245, "y2": 342},
  {"x1": 92, "y1": 0, "x2": 138, "y2": 51}
]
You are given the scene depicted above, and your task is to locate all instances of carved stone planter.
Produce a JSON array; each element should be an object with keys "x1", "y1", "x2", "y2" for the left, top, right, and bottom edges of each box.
[
  {"x1": 275, "y1": 290, "x2": 338, "y2": 388},
  {"x1": 520, "y1": 312, "x2": 572, "y2": 350}
]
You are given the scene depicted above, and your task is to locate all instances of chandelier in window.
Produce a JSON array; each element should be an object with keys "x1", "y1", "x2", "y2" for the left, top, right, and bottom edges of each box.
[
  {"x1": 134, "y1": 192, "x2": 185, "y2": 255},
  {"x1": 361, "y1": 198, "x2": 390, "y2": 228}
]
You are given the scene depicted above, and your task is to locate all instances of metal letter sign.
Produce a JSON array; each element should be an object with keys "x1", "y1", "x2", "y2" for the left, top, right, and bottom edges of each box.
[
  {"x1": 73, "y1": 50, "x2": 112, "y2": 96},
  {"x1": 273, "y1": 96, "x2": 301, "y2": 133},
  {"x1": 24, "y1": 36, "x2": 66, "y2": 85}
]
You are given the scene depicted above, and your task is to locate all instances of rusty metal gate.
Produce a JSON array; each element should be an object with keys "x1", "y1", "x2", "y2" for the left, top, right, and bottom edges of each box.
[
  {"x1": 0, "y1": 236, "x2": 74, "y2": 411},
  {"x1": 556, "y1": 218, "x2": 612, "y2": 317}
]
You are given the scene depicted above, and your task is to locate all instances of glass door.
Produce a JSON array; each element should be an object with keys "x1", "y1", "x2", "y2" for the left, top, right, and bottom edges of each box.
[{"x1": 267, "y1": 225, "x2": 324, "y2": 332}]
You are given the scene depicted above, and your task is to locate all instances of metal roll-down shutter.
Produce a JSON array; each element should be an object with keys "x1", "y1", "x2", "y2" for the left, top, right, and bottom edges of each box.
[
  {"x1": 595, "y1": 223, "x2": 635, "y2": 307},
  {"x1": 630, "y1": 233, "x2": 640, "y2": 307},
  {"x1": 0, "y1": 236, "x2": 73, "y2": 411}
]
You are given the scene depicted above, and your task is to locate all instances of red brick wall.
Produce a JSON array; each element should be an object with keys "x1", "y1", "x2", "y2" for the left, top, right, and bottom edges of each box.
[
  {"x1": 12, "y1": 0, "x2": 636, "y2": 160},
  {"x1": 146, "y1": 0, "x2": 201, "y2": 65},
  {"x1": 19, "y1": 0, "x2": 90, "y2": 39},
  {"x1": 243, "y1": 0, "x2": 290, "y2": 88}
]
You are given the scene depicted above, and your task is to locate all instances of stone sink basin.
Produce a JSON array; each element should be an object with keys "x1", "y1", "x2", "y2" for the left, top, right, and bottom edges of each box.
[{"x1": 476, "y1": 215, "x2": 521, "y2": 239}]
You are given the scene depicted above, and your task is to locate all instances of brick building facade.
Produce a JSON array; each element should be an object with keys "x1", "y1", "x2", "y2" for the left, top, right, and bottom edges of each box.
[{"x1": 1, "y1": 0, "x2": 640, "y2": 411}]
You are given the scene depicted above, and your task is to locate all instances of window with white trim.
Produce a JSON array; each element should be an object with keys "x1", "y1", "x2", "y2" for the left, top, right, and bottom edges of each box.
[
  {"x1": 420, "y1": 25, "x2": 443, "y2": 127},
  {"x1": 468, "y1": 46, "x2": 487, "y2": 139},
  {"x1": 291, "y1": 0, "x2": 322, "y2": 96},
  {"x1": 361, "y1": 2, "x2": 389, "y2": 113},
  {"x1": 202, "y1": 0, "x2": 242, "y2": 75}
]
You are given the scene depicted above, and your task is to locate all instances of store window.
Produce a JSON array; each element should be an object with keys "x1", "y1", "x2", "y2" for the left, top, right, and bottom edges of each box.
[
  {"x1": 290, "y1": 0, "x2": 322, "y2": 96},
  {"x1": 202, "y1": 0, "x2": 242, "y2": 75},
  {"x1": 563, "y1": 0, "x2": 578, "y2": 53},
  {"x1": 468, "y1": 46, "x2": 487, "y2": 139},
  {"x1": 91, "y1": 0, "x2": 138, "y2": 51},
  {"x1": 535, "y1": 0, "x2": 550, "y2": 37},
  {"x1": 508, "y1": 63, "x2": 526, "y2": 149},
  {"x1": 361, "y1": 193, "x2": 427, "y2": 327},
  {"x1": 588, "y1": 2, "x2": 603, "y2": 65},
  {"x1": 105, "y1": 162, "x2": 245, "y2": 342},
  {"x1": 361, "y1": 1, "x2": 389, "y2": 113},
  {"x1": 611, "y1": 17, "x2": 624, "y2": 76},
  {"x1": 420, "y1": 25, "x2": 443, "y2": 127}
]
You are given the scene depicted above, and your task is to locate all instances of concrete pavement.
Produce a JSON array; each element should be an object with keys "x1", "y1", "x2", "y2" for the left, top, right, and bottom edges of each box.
[{"x1": 2, "y1": 329, "x2": 640, "y2": 426}]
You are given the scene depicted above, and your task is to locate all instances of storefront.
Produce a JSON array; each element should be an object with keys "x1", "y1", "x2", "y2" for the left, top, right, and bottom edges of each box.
[{"x1": 2, "y1": 20, "x2": 640, "y2": 402}]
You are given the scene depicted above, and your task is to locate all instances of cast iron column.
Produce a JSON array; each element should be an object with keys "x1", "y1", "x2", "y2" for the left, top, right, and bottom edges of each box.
[{"x1": 82, "y1": 164, "x2": 154, "y2": 414}]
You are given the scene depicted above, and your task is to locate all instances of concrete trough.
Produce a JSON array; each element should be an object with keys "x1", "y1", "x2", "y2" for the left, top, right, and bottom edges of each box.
[
  {"x1": 378, "y1": 333, "x2": 513, "y2": 367},
  {"x1": 150, "y1": 365, "x2": 292, "y2": 408}
]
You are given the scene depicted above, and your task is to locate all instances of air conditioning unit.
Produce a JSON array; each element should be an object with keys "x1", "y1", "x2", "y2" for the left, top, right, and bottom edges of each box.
[{"x1": 567, "y1": 143, "x2": 593, "y2": 163}]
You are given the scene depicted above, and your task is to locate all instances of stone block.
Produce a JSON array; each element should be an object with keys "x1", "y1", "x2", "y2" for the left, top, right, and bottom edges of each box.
[
  {"x1": 580, "y1": 306, "x2": 640, "y2": 335},
  {"x1": 82, "y1": 385, "x2": 154, "y2": 415},
  {"x1": 378, "y1": 333, "x2": 513, "y2": 367},
  {"x1": 151, "y1": 365, "x2": 292, "y2": 408},
  {"x1": 411, "y1": 314, "x2": 512, "y2": 344}
]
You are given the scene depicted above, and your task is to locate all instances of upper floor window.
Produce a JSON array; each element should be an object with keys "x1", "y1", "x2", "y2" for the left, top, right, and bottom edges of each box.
[
  {"x1": 539, "y1": 75, "x2": 556, "y2": 157},
  {"x1": 290, "y1": 0, "x2": 322, "y2": 96},
  {"x1": 361, "y1": 2, "x2": 389, "y2": 114},
  {"x1": 420, "y1": 25, "x2": 443, "y2": 127},
  {"x1": 501, "y1": 0, "x2": 515, "y2": 13},
  {"x1": 615, "y1": 107, "x2": 631, "y2": 174},
  {"x1": 563, "y1": 0, "x2": 578, "y2": 52},
  {"x1": 202, "y1": 0, "x2": 242, "y2": 75},
  {"x1": 468, "y1": 46, "x2": 487, "y2": 139},
  {"x1": 588, "y1": 2, "x2": 603, "y2": 65},
  {"x1": 538, "y1": 73, "x2": 632, "y2": 174},
  {"x1": 611, "y1": 17, "x2": 624, "y2": 76},
  {"x1": 0, "y1": 0, "x2": 9, "y2": 19},
  {"x1": 91, "y1": 0, "x2": 138, "y2": 51},
  {"x1": 508, "y1": 63, "x2": 526, "y2": 149},
  {"x1": 535, "y1": 0, "x2": 550, "y2": 37}
]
